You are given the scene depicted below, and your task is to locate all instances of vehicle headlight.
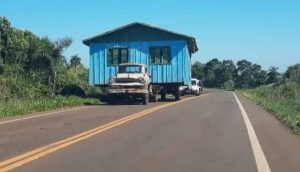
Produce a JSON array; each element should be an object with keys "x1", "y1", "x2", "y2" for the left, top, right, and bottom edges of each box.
[
  {"x1": 138, "y1": 77, "x2": 146, "y2": 83},
  {"x1": 109, "y1": 77, "x2": 116, "y2": 83}
]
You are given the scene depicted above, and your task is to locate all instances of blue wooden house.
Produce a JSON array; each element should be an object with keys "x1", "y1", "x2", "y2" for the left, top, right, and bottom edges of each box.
[{"x1": 83, "y1": 22, "x2": 198, "y2": 87}]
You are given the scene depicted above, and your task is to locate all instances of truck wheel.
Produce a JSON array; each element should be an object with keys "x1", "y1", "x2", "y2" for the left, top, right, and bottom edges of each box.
[
  {"x1": 150, "y1": 94, "x2": 158, "y2": 102},
  {"x1": 108, "y1": 95, "x2": 117, "y2": 105},
  {"x1": 108, "y1": 100, "x2": 115, "y2": 105},
  {"x1": 180, "y1": 91, "x2": 185, "y2": 96},
  {"x1": 143, "y1": 94, "x2": 149, "y2": 105},
  {"x1": 153, "y1": 94, "x2": 158, "y2": 102},
  {"x1": 175, "y1": 87, "x2": 181, "y2": 101},
  {"x1": 195, "y1": 90, "x2": 200, "y2": 96},
  {"x1": 160, "y1": 88, "x2": 166, "y2": 101}
]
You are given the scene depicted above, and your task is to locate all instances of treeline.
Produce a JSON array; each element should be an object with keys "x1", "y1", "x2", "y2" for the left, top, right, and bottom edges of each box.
[
  {"x1": 192, "y1": 58, "x2": 300, "y2": 90},
  {"x1": 0, "y1": 17, "x2": 98, "y2": 100},
  {"x1": 0, "y1": 17, "x2": 99, "y2": 117}
]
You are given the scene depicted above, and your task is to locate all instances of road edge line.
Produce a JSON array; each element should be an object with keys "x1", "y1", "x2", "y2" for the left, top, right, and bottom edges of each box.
[
  {"x1": 0, "y1": 106, "x2": 93, "y2": 126},
  {"x1": 233, "y1": 92, "x2": 271, "y2": 172}
]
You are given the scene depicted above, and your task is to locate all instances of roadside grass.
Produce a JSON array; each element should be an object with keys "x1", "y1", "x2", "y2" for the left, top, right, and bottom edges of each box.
[
  {"x1": 0, "y1": 96, "x2": 101, "y2": 118},
  {"x1": 241, "y1": 83, "x2": 300, "y2": 135}
]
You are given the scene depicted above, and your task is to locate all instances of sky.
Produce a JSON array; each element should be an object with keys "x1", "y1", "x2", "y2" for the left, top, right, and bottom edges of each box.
[{"x1": 0, "y1": 0, "x2": 299, "y2": 72}]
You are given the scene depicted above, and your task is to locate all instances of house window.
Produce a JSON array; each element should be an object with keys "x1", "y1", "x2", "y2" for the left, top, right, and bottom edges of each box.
[
  {"x1": 107, "y1": 48, "x2": 129, "y2": 65},
  {"x1": 150, "y1": 47, "x2": 171, "y2": 64}
]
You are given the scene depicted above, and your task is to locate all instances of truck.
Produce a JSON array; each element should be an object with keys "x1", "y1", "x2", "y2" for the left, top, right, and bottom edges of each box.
[
  {"x1": 189, "y1": 78, "x2": 203, "y2": 96},
  {"x1": 83, "y1": 22, "x2": 198, "y2": 104},
  {"x1": 108, "y1": 63, "x2": 151, "y2": 105},
  {"x1": 179, "y1": 78, "x2": 203, "y2": 96}
]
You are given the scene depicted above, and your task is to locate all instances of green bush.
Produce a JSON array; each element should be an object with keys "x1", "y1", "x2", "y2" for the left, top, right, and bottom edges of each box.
[
  {"x1": 278, "y1": 82, "x2": 299, "y2": 99},
  {"x1": 60, "y1": 84, "x2": 86, "y2": 97},
  {"x1": 223, "y1": 80, "x2": 235, "y2": 91},
  {"x1": 242, "y1": 83, "x2": 300, "y2": 135},
  {"x1": 286, "y1": 64, "x2": 300, "y2": 85}
]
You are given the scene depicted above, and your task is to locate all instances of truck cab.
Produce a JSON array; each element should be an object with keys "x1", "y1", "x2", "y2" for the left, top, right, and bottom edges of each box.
[{"x1": 189, "y1": 78, "x2": 203, "y2": 96}]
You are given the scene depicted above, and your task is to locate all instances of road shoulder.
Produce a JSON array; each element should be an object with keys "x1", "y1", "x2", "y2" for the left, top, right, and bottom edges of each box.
[
  {"x1": 236, "y1": 92, "x2": 300, "y2": 172},
  {"x1": 0, "y1": 105, "x2": 94, "y2": 125}
]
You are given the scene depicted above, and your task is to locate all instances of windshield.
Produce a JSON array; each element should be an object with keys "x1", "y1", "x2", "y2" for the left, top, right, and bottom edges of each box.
[
  {"x1": 118, "y1": 65, "x2": 142, "y2": 73},
  {"x1": 191, "y1": 80, "x2": 197, "y2": 86}
]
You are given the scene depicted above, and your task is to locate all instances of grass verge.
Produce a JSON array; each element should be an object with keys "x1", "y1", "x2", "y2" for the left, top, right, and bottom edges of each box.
[
  {"x1": 0, "y1": 96, "x2": 101, "y2": 118},
  {"x1": 241, "y1": 86, "x2": 300, "y2": 135}
]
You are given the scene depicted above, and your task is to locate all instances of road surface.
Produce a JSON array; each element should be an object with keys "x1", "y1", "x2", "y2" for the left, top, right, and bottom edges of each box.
[{"x1": 0, "y1": 90, "x2": 300, "y2": 172}]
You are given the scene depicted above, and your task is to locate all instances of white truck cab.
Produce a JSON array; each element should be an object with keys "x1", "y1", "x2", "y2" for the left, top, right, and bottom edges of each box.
[{"x1": 189, "y1": 78, "x2": 203, "y2": 96}]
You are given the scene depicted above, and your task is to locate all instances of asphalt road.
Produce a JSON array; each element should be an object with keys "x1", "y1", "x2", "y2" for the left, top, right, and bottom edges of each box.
[{"x1": 0, "y1": 90, "x2": 300, "y2": 172}]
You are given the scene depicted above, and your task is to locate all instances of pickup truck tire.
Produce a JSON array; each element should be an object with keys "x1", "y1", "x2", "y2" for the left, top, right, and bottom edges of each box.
[
  {"x1": 161, "y1": 88, "x2": 166, "y2": 101},
  {"x1": 142, "y1": 94, "x2": 149, "y2": 105},
  {"x1": 195, "y1": 89, "x2": 200, "y2": 96},
  {"x1": 175, "y1": 87, "x2": 181, "y2": 101},
  {"x1": 150, "y1": 94, "x2": 158, "y2": 102}
]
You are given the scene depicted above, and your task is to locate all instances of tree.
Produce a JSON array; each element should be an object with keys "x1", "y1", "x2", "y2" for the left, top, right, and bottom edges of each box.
[
  {"x1": 267, "y1": 66, "x2": 280, "y2": 84},
  {"x1": 252, "y1": 64, "x2": 267, "y2": 87},
  {"x1": 204, "y1": 58, "x2": 222, "y2": 87},
  {"x1": 0, "y1": 17, "x2": 89, "y2": 100},
  {"x1": 70, "y1": 54, "x2": 81, "y2": 71},
  {"x1": 216, "y1": 60, "x2": 237, "y2": 87},
  {"x1": 0, "y1": 16, "x2": 11, "y2": 63},
  {"x1": 0, "y1": 58, "x2": 3, "y2": 75},
  {"x1": 286, "y1": 64, "x2": 300, "y2": 84},
  {"x1": 222, "y1": 60, "x2": 236, "y2": 79},
  {"x1": 191, "y1": 61, "x2": 205, "y2": 80},
  {"x1": 254, "y1": 69, "x2": 268, "y2": 87},
  {"x1": 236, "y1": 59, "x2": 253, "y2": 88}
]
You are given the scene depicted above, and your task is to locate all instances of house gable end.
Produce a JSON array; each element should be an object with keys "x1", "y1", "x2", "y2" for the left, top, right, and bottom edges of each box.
[{"x1": 83, "y1": 22, "x2": 198, "y2": 54}]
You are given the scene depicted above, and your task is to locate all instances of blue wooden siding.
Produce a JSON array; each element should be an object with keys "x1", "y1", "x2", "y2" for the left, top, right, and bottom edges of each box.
[{"x1": 89, "y1": 40, "x2": 191, "y2": 86}]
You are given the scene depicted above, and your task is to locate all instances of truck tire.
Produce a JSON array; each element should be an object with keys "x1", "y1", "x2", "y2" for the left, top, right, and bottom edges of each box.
[
  {"x1": 175, "y1": 87, "x2": 181, "y2": 100},
  {"x1": 149, "y1": 86, "x2": 158, "y2": 102},
  {"x1": 142, "y1": 94, "x2": 149, "y2": 105},
  {"x1": 150, "y1": 94, "x2": 158, "y2": 102},
  {"x1": 108, "y1": 94, "x2": 117, "y2": 105},
  {"x1": 195, "y1": 90, "x2": 200, "y2": 96},
  {"x1": 160, "y1": 88, "x2": 166, "y2": 101},
  {"x1": 180, "y1": 90, "x2": 185, "y2": 96}
]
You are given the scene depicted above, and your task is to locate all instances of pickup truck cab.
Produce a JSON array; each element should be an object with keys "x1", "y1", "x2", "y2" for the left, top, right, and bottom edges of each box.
[{"x1": 189, "y1": 78, "x2": 203, "y2": 96}]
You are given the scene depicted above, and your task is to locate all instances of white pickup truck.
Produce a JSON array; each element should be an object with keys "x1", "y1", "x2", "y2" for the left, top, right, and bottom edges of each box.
[
  {"x1": 179, "y1": 78, "x2": 203, "y2": 96},
  {"x1": 189, "y1": 78, "x2": 203, "y2": 96}
]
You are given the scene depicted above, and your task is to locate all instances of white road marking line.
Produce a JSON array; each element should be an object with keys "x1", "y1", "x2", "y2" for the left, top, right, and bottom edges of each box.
[
  {"x1": 0, "y1": 106, "x2": 93, "y2": 126},
  {"x1": 233, "y1": 92, "x2": 271, "y2": 172}
]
